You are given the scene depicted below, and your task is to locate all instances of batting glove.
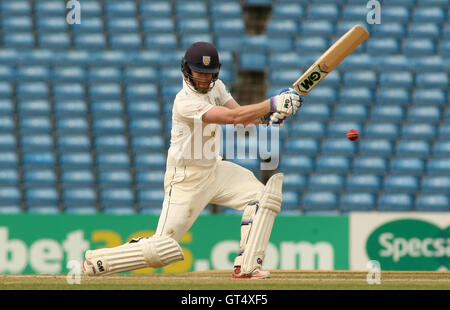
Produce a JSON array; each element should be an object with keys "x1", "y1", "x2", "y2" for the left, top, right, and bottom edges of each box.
[
  {"x1": 269, "y1": 88, "x2": 304, "y2": 116},
  {"x1": 269, "y1": 112, "x2": 287, "y2": 128}
]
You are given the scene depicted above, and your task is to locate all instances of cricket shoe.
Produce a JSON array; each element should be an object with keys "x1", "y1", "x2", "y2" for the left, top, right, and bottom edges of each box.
[
  {"x1": 81, "y1": 257, "x2": 95, "y2": 276},
  {"x1": 231, "y1": 266, "x2": 270, "y2": 279}
]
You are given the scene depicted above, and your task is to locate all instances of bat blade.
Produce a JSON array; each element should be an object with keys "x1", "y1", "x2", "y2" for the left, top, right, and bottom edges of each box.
[{"x1": 293, "y1": 25, "x2": 369, "y2": 96}]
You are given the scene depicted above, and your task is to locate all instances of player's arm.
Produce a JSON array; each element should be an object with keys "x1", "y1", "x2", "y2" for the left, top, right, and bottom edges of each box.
[
  {"x1": 202, "y1": 99, "x2": 271, "y2": 125},
  {"x1": 223, "y1": 98, "x2": 240, "y2": 109},
  {"x1": 202, "y1": 90, "x2": 301, "y2": 125},
  {"x1": 223, "y1": 98, "x2": 265, "y2": 125}
]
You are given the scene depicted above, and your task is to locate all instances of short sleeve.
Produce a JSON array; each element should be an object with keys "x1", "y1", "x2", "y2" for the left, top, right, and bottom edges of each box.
[
  {"x1": 215, "y1": 79, "x2": 233, "y2": 106},
  {"x1": 175, "y1": 98, "x2": 214, "y2": 121}
]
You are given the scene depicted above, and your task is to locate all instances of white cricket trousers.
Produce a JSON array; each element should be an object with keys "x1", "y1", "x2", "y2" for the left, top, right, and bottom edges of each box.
[{"x1": 155, "y1": 160, "x2": 264, "y2": 242}]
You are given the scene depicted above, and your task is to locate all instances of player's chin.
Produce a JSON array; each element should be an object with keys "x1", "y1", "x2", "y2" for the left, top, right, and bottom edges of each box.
[{"x1": 197, "y1": 86, "x2": 210, "y2": 93}]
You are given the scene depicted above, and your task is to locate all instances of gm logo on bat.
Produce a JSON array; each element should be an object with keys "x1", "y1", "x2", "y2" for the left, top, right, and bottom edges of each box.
[{"x1": 297, "y1": 65, "x2": 328, "y2": 93}]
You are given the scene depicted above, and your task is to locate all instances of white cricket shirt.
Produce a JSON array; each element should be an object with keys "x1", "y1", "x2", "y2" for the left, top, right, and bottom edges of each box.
[{"x1": 167, "y1": 78, "x2": 233, "y2": 167}]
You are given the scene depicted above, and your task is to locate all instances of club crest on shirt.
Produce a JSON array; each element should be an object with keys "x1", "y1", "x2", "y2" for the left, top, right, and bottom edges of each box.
[
  {"x1": 214, "y1": 96, "x2": 220, "y2": 106},
  {"x1": 203, "y1": 56, "x2": 211, "y2": 66}
]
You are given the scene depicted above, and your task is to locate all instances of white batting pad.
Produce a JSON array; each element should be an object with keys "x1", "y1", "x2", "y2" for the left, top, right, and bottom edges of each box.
[
  {"x1": 83, "y1": 236, "x2": 184, "y2": 276},
  {"x1": 241, "y1": 173, "x2": 283, "y2": 274},
  {"x1": 233, "y1": 201, "x2": 258, "y2": 268}
]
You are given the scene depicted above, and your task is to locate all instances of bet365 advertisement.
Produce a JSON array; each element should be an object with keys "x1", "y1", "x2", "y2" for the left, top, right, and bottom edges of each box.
[
  {"x1": 1, "y1": 212, "x2": 448, "y2": 274},
  {"x1": 0, "y1": 214, "x2": 348, "y2": 274}
]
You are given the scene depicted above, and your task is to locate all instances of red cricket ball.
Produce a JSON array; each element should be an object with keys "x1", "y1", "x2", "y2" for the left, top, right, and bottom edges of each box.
[{"x1": 347, "y1": 129, "x2": 359, "y2": 141}]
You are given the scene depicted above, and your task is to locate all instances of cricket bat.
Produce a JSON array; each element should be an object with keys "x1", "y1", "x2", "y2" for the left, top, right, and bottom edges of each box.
[{"x1": 292, "y1": 24, "x2": 369, "y2": 96}]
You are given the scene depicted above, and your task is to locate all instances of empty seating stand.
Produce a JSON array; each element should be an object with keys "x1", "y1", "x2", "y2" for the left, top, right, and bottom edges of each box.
[{"x1": 0, "y1": 0, "x2": 448, "y2": 215}]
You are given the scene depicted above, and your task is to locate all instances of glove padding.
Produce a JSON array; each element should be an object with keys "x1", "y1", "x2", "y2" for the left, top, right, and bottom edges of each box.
[
  {"x1": 269, "y1": 88, "x2": 304, "y2": 116},
  {"x1": 268, "y1": 88, "x2": 304, "y2": 127},
  {"x1": 269, "y1": 112, "x2": 287, "y2": 128}
]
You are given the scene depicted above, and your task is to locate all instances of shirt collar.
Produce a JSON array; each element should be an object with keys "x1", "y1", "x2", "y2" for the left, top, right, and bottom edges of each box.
[{"x1": 183, "y1": 78, "x2": 216, "y2": 98}]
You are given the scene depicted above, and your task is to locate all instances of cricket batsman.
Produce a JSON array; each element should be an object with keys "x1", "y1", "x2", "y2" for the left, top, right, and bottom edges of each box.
[{"x1": 82, "y1": 42, "x2": 303, "y2": 279}]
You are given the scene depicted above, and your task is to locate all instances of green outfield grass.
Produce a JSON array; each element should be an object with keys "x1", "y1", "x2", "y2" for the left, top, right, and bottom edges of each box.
[{"x1": 1, "y1": 271, "x2": 449, "y2": 290}]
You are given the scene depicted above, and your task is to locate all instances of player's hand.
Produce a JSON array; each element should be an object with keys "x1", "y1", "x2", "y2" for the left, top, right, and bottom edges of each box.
[
  {"x1": 278, "y1": 88, "x2": 304, "y2": 114},
  {"x1": 269, "y1": 112, "x2": 287, "y2": 128},
  {"x1": 269, "y1": 88, "x2": 304, "y2": 116},
  {"x1": 268, "y1": 88, "x2": 304, "y2": 126}
]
